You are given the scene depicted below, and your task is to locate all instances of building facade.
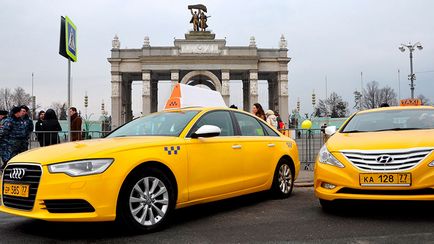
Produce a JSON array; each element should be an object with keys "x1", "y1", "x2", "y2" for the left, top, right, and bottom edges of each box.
[{"x1": 108, "y1": 32, "x2": 291, "y2": 129}]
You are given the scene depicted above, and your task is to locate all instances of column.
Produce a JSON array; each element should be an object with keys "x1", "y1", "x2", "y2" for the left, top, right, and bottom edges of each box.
[
  {"x1": 142, "y1": 70, "x2": 151, "y2": 116},
  {"x1": 249, "y1": 70, "x2": 258, "y2": 106},
  {"x1": 122, "y1": 80, "x2": 133, "y2": 122},
  {"x1": 111, "y1": 72, "x2": 122, "y2": 129},
  {"x1": 278, "y1": 71, "x2": 289, "y2": 127},
  {"x1": 268, "y1": 76, "x2": 278, "y2": 111},
  {"x1": 151, "y1": 79, "x2": 158, "y2": 112},
  {"x1": 242, "y1": 79, "x2": 250, "y2": 111},
  {"x1": 221, "y1": 70, "x2": 230, "y2": 105},
  {"x1": 171, "y1": 70, "x2": 179, "y2": 89}
]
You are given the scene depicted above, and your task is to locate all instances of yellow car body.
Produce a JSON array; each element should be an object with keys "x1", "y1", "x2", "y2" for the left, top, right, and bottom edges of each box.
[
  {"x1": 315, "y1": 106, "x2": 434, "y2": 205},
  {"x1": 1, "y1": 107, "x2": 299, "y2": 231}
]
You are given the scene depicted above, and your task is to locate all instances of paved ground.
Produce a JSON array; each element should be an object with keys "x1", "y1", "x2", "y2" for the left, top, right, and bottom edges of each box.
[
  {"x1": 2, "y1": 187, "x2": 434, "y2": 243},
  {"x1": 294, "y1": 169, "x2": 314, "y2": 187}
]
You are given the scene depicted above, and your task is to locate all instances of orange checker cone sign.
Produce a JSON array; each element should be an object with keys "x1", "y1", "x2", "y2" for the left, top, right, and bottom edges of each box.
[{"x1": 165, "y1": 83, "x2": 227, "y2": 109}]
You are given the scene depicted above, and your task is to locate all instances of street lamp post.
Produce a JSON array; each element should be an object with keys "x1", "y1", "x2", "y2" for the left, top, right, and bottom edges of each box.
[{"x1": 399, "y1": 42, "x2": 423, "y2": 99}]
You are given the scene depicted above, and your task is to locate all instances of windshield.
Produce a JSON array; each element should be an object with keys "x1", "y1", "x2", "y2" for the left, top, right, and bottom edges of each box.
[
  {"x1": 107, "y1": 110, "x2": 199, "y2": 138},
  {"x1": 341, "y1": 109, "x2": 434, "y2": 133}
]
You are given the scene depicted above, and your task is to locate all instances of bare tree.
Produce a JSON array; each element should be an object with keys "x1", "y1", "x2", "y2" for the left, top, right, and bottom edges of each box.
[
  {"x1": 51, "y1": 102, "x2": 64, "y2": 118},
  {"x1": 314, "y1": 99, "x2": 328, "y2": 117},
  {"x1": 0, "y1": 87, "x2": 32, "y2": 111},
  {"x1": 379, "y1": 86, "x2": 398, "y2": 106},
  {"x1": 353, "y1": 90, "x2": 362, "y2": 110},
  {"x1": 50, "y1": 102, "x2": 68, "y2": 120},
  {"x1": 315, "y1": 92, "x2": 349, "y2": 118},
  {"x1": 362, "y1": 81, "x2": 397, "y2": 109},
  {"x1": 12, "y1": 87, "x2": 32, "y2": 107},
  {"x1": 0, "y1": 88, "x2": 13, "y2": 110}
]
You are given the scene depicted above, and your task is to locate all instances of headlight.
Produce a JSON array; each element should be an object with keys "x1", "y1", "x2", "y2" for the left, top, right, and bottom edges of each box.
[
  {"x1": 48, "y1": 159, "x2": 114, "y2": 176},
  {"x1": 429, "y1": 161, "x2": 434, "y2": 167},
  {"x1": 318, "y1": 145, "x2": 345, "y2": 168}
]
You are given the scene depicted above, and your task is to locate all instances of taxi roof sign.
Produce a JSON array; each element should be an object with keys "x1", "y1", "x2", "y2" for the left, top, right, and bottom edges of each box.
[
  {"x1": 400, "y1": 98, "x2": 422, "y2": 106},
  {"x1": 165, "y1": 83, "x2": 227, "y2": 109}
]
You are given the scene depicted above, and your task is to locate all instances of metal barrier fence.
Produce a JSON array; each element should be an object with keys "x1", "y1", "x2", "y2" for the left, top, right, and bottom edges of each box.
[
  {"x1": 294, "y1": 129, "x2": 327, "y2": 171},
  {"x1": 5, "y1": 130, "x2": 325, "y2": 171},
  {"x1": 28, "y1": 131, "x2": 111, "y2": 149}
]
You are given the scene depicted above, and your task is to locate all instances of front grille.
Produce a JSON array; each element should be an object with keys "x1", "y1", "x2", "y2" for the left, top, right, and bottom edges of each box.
[
  {"x1": 337, "y1": 187, "x2": 434, "y2": 195},
  {"x1": 44, "y1": 199, "x2": 95, "y2": 213},
  {"x1": 2, "y1": 164, "x2": 42, "y2": 210},
  {"x1": 341, "y1": 148, "x2": 433, "y2": 171}
]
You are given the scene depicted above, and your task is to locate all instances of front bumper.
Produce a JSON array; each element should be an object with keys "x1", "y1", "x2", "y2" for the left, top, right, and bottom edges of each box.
[
  {"x1": 314, "y1": 154, "x2": 434, "y2": 201},
  {"x1": 0, "y1": 163, "x2": 119, "y2": 222}
]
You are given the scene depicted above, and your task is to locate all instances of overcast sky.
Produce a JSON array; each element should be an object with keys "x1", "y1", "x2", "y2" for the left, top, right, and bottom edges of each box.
[{"x1": 1, "y1": 0, "x2": 433, "y2": 118}]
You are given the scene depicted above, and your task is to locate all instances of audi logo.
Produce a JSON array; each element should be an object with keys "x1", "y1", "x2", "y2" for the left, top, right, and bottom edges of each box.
[
  {"x1": 9, "y1": 168, "x2": 26, "y2": 180},
  {"x1": 376, "y1": 155, "x2": 394, "y2": 164}
]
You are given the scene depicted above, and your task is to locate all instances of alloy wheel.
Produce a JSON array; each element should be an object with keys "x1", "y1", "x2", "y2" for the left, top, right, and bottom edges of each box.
[
  {"x1": 129, "y1": 176, "x2": 169, "y2": 226},
  {"x1": 278, "y1": 164, "x2": 292, "y2": 194}
]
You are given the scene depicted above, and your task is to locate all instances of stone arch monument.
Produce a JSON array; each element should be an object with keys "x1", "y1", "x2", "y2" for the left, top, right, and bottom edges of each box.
[
  {"x1": 180, "y1": 70, "x2": 222, "y2": 91},
  {"x1": 108, "y1": 6, "x2": 291, "y2": 129}
]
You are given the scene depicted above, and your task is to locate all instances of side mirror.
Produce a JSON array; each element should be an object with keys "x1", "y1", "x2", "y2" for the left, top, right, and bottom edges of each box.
[
  {"x1": 191, "y1": 125, "x2": 221, "y2": 139},
  {"x1": 324, "y1": 126, "x2": 337, "y2": 136}
]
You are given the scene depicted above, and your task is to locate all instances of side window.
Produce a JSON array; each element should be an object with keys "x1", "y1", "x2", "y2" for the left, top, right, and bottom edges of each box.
[
  {"x1": 259, "y1": 120, "x2": 280, "y2": 137},
  {"x1": 190, "y1": 111, "x2": 234, "y2": 137},
  {"x1": 234, "y1": 112, "x2": 265, "y2": 136}
]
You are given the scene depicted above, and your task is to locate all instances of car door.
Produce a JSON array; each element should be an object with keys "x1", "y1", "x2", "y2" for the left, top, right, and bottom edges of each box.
[
  {"x1": 232, "y1": 112, "x2": 279, "y2": 188},
  {"x1": 185, "y1": 110, "x2": 244, "y2": 201}
]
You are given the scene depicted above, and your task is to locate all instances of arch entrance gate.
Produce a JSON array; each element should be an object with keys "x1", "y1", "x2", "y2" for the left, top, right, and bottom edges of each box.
[{"x1": 108, "y1": 32, "x2": 291, "y2": 129}]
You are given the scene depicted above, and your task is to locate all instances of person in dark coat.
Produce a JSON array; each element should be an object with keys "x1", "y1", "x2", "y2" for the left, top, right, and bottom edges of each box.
[
  {"x1": 41, "y1": 109, "x2": 62, "y2": 146},
  {"x1": 0, "y1": 106, "x2": 26, "y2": 167},
  {"x1": 20, "y1": 105, "x2": 34, "y2": 152},
  {"x1": 69, "y1": 107, "x2": 82, "y2": 141},
  {"x1": 35, "y1": 110, "x2": 45, "y2": 146},
  {"x1": 0, "y1": 110, "x2": 9, "y2": 169}
]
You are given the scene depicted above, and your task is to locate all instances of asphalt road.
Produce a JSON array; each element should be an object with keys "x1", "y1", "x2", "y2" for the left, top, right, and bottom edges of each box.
[{"x1": 1, "y1": 188, "x2": 434, "y2": 243}]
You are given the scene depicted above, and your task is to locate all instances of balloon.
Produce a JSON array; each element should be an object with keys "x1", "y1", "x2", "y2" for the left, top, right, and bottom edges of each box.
[{"x1": 301, "y1": 120, "x2": 312, "y2": 129}]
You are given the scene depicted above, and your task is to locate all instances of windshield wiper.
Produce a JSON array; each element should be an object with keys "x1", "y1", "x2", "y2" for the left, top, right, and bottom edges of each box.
[
  {"x1": 342, "y1": 130, "x2": 367, "y2": 133},
  {"x1": 374, "y1": 127, "x2": 426, "y2": 132}
]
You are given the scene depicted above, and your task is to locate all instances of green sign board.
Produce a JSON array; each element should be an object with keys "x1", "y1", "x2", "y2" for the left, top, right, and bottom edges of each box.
[
  {"x1": 59, "y1": 16, "x2": 77, "y2": 62},
  {"x1": 65, "y1": 16, "x2": 77, "y2": 61}
]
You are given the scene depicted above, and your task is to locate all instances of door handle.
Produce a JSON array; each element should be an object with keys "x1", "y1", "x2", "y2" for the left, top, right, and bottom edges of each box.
[
  {"x1": 232, "y1": 144, "x2": 242, "y2": 149},
  {"x1": 267, "y1": 143, "x2": 275, "y2": 147}
]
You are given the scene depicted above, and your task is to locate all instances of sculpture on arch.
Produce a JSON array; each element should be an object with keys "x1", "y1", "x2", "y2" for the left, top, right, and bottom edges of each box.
[{"x1": 188, "y1": 4, "x2": 210, "y2": 32}]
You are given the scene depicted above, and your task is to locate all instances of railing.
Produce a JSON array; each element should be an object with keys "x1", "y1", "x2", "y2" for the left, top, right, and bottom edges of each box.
[
  {"x1": 9, "y1": 129, "x2": 326, "y2": 171},
  {"x1": 28, "y1": 131, "x2": 111, "y2": 149},
  {"x1": 294, "y1": 129, "x2": 327, "y2": 171}
]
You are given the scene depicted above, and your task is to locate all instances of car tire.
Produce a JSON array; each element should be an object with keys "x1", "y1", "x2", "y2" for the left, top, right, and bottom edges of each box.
[
  {"x1": 116, "y1": 167, "x2": 176, "y2": 233},
  {"x1": 271, "y1": 159, "x2": 294, "y2": 199}
]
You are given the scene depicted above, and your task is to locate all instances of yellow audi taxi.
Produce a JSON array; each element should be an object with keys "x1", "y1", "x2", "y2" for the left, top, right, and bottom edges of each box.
[
  {"x1": 1, "y1": 107, "x2": 299, "y2": 232},
  {"x1": 315, "y1": 106, "x2": 434, "y2": 210}
]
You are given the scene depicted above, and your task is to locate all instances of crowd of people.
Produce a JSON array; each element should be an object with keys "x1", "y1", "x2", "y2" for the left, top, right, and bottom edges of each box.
[
  {"x1": 252, "y1": 103, "x2": 285, "y2": 130},
  {"x1": 0, "y1": 106, "x2": 82, "y2": 170}
]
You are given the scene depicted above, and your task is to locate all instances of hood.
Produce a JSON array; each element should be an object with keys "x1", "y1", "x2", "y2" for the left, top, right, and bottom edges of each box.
[
  {"x1": 10, "y1": 136, "x2": 180, "y2": 165},
  {"x1": 327, "y1": 129, "x2": 434, "y2": 152}
]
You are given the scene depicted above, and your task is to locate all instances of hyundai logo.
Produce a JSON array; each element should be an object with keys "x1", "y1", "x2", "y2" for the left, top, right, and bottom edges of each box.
[
  {"x1": 376, "y1": 155, "x2": 394, "y2": 164},
  {"x1": 9, "y1": 168, "x2": 26, "y2": 180}
]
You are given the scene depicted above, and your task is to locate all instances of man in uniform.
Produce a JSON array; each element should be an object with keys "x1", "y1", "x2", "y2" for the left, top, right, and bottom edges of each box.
[
  {"x1": 0, "y1": 110, "x2": 9, "y2": 169},
  {"x1": 0, "y1": 107, "x2": 27, "y2": 169},
  {"x1": 20, "y1": 105, "x2": 34, "y2": 152}
]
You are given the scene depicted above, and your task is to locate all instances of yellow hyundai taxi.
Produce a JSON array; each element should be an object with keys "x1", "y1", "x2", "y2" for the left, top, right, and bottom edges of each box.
[
  {"x1": 315, "y1": 106, "x2": 434, "y2": 210},
  {"x1": 1, "y1": 107, "x2": 299, "y2": 232}
]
